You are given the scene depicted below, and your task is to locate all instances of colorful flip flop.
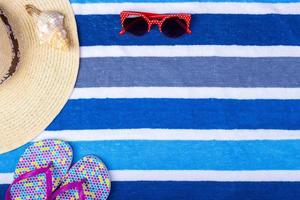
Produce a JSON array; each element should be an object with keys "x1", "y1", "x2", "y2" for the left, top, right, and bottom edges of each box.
[
  {"x1": 6, "y1": 139, "x2": 73, "y2": 200},
  {"x1": 53, "y1": 155, "x2": 111, "y2": 200}
]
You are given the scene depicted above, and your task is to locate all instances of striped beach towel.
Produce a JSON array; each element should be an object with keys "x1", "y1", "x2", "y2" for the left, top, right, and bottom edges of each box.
[{"x1": 1, "y1": 0, "x2": 300, "y2": 199}]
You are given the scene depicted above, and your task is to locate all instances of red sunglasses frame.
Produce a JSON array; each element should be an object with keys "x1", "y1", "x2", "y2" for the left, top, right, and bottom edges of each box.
[{"x1": 119, "y1": 11, "x2": 192, "y2": 35}]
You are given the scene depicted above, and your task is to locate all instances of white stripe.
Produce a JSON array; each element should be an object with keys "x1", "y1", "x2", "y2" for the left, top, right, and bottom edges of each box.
[
  {"x1": 3, "y1": 170, "x2": 300, "y2": 184},
  {"x1": 70, "y1": 87, "x2": 300, "y2": 100},
  {"x1": 0, "y1": 173, "x2": 13, "y2": 184},
  {"x1": 34, "y1": 129, "x2": 300, "y2": 141},
  {"x1": 110, "y1": 170, "x2": 300, "y2": 182},
  {"x1": 80, "y1": 45, "x2": 300, "y2": 58},
  {"x1": 72, "y1": 3, "x2": 300, "y2": 15}
]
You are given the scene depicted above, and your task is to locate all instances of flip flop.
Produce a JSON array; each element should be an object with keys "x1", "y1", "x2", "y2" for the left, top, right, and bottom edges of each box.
[
  {"x1": 6, "y1": 139, "x2": 73, "y2": 200},
  {"x1": 53, "y1": 155, "x2": 111, "y2": 200}
]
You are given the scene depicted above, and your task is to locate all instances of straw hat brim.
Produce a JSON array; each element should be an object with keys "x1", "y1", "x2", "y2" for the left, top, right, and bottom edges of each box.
[{"x1": 0, "y1": 0, "x2": 79, "y2": 154}]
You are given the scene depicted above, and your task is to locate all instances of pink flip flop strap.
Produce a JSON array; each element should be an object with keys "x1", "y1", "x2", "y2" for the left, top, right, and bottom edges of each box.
[
  {"x1": 5, "y1": 162, "x2": 53, "y2": 200},
  {"x1": 52, "y1": 179, "x2": 87, "y2": 200}
]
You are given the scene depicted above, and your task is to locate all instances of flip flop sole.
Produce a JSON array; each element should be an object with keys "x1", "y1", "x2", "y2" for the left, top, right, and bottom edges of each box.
[
  {"x1": 10, "y1": 139, "x2": 73, "y2": 200},
  {"x1": 56, "y1": 155, "x2": 111, "y2": 200}
]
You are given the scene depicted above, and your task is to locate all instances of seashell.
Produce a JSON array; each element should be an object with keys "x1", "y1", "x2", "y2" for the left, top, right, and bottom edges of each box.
[{"x1": 25, "y1": 4, "x2": 70, "y2": 51}]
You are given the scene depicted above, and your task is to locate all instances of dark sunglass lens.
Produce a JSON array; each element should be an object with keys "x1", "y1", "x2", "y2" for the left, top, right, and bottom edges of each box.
[
  {"x1": 124, "y1": 16, "x2": 148, "y2": 36},
  {"x1": 162, "y1": 17, "x2": 187, "y2": 38}
]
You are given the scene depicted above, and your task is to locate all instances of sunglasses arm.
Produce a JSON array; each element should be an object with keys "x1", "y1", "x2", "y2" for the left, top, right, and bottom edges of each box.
[
  {"x1": 124, "y1": 11, "x2": 159, "y2": 18},
  {"x1": 119, "y1": 29, "x2": 126, "y2": 35}
]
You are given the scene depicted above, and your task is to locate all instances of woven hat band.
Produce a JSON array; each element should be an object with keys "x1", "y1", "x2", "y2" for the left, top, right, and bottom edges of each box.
[{"x1": 0, "y1": 10, "x2": 20, "y2": 85}]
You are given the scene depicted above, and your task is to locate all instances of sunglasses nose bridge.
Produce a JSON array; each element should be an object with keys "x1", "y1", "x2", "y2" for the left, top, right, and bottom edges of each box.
[
  {"x1": 149, "y1": 20, "x2": 163, "y2": 32},
  {"x1": 150, "y1": 20, "x2": 162, "y2": 26}
]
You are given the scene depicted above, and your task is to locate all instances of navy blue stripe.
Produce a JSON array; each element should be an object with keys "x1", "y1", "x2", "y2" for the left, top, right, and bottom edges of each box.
[
  {"x1": 47, "y1": 99, "x2": 300, "y2": 130},
  {"x1": 76, "y1": 14, "x2": 300, "y2": 46},
  {"x1": 0, "y1": 185, "x2": 7, "y2": 199},
  {"x1": 110, "y1": 181, "x2": 300, "y2": 200},
  {"x1": 2, "y1": 182, "x2": 300, "y2": 199},
  {"x1": 2, "y1": 140, "x2": 300, "y2": 171}
]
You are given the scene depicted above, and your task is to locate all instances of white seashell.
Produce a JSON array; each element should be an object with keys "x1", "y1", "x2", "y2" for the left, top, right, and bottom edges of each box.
[{"x1": 26, "y1": 5, "x2": 70, "y2": 51}]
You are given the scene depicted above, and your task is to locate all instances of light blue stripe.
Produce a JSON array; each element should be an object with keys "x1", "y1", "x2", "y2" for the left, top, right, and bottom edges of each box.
[
  {"x1": 71, "y1": 0, "x2": 300, "y2": 3},
  {"x1": 1, "y1": 140, "x2": 300, "y2": 172}
]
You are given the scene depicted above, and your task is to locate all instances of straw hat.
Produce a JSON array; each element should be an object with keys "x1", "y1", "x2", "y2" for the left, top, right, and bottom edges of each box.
[{"x1": 0, "y1": 0, "x2": 79, "y2": 153}]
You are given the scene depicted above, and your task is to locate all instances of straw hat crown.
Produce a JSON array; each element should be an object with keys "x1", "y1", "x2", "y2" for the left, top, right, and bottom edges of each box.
[{"x1": 0, "y1": 0, "x2": 79, "y2": 154}]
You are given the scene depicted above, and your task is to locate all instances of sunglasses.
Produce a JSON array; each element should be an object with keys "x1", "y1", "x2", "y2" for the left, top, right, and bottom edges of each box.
[{"x1": 119, "y1": 11, "x2": 192, "y2": 38}]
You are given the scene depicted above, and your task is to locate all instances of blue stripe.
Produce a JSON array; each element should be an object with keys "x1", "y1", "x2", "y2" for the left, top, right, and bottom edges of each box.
[
  {"x1": 72, "y1": 0, "x2": 300, "y2": 3},
  {"x1": 76, "y1": 14, "x2": 300, "y2": 46},
  {"x1": 110, "y1": 181, "x2": 300, "y2": 200},
  {"x1": 0, "y1": 185, "x2": 6, "y2": 198},
  {"x1": 2, "y1": 182, "x2": 300, "y2": 199},
  {"x1": 47, "y1": 99, "x2": 300, "y2": 130},
  {"x1": 77, "y1": 57, "x2": 300, "y2": 88},
  {"x1": 1, "y1": 140, "x2": 300, "y2": 172}
]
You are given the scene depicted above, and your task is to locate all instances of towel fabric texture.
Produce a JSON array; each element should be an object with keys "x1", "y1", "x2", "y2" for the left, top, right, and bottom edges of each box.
[{"x1": 1, "y1": 0, "x2": 300, "y2": 199}]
